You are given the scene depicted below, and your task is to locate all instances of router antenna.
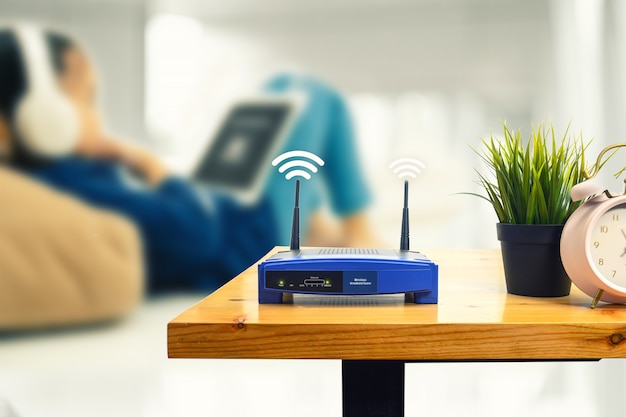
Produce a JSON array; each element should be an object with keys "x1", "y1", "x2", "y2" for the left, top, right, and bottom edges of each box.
[
  {"x1": 290, "y1": 179, "x2": 300, "y2": 251},
  {"x1": 400, "y1": 180, "x2": 410, "y2": 251}
]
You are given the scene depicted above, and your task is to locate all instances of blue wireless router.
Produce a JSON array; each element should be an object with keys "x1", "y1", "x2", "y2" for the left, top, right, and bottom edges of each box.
[{"x1": 258, "y1": 181, "x2": 439, "y2": 304}]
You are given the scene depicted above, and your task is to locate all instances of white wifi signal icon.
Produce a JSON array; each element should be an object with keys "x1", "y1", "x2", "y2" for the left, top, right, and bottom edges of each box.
[
  {"x1": 272, "y1": 150, "x2": 325, "y2": 180},
  {"x1": 389, "y1": 158, "x2": 426, "y2": 179}
]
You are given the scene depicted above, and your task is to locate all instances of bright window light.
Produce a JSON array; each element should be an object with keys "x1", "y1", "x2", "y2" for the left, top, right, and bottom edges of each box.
[{"x1": 145, "y1": 14, "x2": 205, "y2": 141}]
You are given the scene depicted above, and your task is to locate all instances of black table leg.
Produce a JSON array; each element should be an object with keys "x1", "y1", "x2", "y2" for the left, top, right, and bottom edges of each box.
[{"x1": 342, "y1": 360, "x2": 405, "y2": 417}]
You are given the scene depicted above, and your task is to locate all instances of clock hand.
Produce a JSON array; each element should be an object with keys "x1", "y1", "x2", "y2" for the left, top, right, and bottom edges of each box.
[
  {"x1": 621, "y1": 248, "x2": 626, "y2": 257},
  {"x1": 622, "y1": 229, "x2": 626, "y2": 240}
]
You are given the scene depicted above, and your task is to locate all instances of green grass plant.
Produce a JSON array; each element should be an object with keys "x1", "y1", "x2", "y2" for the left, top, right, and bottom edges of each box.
[{"x1": 472, "y1": 121, "x2": 589, "y2": 225}]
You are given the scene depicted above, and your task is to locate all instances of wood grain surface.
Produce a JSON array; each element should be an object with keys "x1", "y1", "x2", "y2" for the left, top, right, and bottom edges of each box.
[{"x1": 168, "y1": 248, "x2": 626, "y2": 360}]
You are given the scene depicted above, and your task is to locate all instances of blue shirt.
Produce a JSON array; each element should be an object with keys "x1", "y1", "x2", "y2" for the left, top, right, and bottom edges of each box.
[{"x1": 24, "y1": 74, "x2": 370, "y2": 293}]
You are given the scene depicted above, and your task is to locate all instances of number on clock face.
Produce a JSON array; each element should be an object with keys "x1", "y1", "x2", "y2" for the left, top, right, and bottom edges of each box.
[{"x1": 589, "y1": 204, "x2": 626, "y2": 289}]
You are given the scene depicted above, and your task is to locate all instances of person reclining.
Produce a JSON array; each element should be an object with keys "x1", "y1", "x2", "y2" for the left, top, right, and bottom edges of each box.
[{"x1": 0, "y1": 25, "x2": 376, "y2": 293}]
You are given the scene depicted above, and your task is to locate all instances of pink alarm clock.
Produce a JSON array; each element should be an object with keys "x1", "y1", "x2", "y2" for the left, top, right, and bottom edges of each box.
[{"x1": 561, "y1": 143, "x2": 626, "y2": 308}]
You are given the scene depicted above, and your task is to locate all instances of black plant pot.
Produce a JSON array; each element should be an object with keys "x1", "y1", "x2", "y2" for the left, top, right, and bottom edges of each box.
[{"x1": 496, "y1": 223, "x2": 571, "y2": 297}]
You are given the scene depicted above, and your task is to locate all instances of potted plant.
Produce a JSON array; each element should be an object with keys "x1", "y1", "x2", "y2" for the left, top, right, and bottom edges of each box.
[{"x1": 471, "y1": 121, "x2": 589, "y2": 297}]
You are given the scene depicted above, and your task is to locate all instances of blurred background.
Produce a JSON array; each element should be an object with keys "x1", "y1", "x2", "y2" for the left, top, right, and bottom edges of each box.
[
  {"x1": 2, "y1": 0, "x2": 626, "y2": 416},
  {"x1": 6, "y1": 0, "x2": 626, "y2": 248}
]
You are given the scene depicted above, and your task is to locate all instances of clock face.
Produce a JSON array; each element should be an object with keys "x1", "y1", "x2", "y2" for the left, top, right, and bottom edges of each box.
[{"x1": 588, "y1": 203, "x2": 626, "y2": 290}]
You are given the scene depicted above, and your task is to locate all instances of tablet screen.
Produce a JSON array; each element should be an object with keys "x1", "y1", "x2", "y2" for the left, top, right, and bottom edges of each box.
[{"x1": 193, "y1": 100, "x2": 295, "y2": 194}]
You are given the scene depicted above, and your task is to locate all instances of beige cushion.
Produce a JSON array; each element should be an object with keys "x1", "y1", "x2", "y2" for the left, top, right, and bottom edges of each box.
[{"x1": 0, "y1": 167, "x2": 144, "y2": 330}]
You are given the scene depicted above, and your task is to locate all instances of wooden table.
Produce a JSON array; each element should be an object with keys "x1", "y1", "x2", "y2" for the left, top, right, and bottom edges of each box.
[{"x1": 168, "y1": 248, "x2": 626, "y2": 416}]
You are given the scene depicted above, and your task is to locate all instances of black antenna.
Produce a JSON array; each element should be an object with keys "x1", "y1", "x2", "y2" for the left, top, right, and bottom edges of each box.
[
  {"x1": 290, "y1": 179, "x2": 300, "y2": 251},
  {"x1": 400, "y1": 180, "x2": 410, "y2": 251}
]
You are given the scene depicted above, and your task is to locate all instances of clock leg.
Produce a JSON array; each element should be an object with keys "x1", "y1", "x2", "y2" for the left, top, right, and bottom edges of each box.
[{"x1": 590, "y1": 288, "x2": 604, "y2": 309}]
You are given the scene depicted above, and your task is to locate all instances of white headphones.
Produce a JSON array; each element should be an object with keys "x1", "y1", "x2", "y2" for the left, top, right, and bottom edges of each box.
[{"x1": 12, "y1": 24, "x2": 79, "y2": 157}]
